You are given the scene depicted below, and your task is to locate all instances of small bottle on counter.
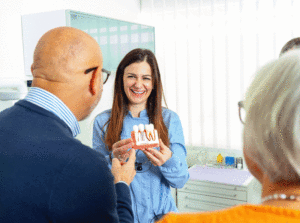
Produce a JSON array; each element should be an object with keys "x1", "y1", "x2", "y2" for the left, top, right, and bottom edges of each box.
[
  {"x1": 217, "y1": 154, "x2": 223, "y2": 163},
  {"x1": 236, "y1": 157, "x2": 243, "y2": 169}
]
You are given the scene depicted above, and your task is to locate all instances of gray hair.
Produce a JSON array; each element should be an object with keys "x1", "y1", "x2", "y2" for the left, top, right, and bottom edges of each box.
[
  {"x1": 279, "y1": 37, "x2": 300, "y2": 57},
  {"x1": 244, "y1": 50, "x2": 300, "y2": 183}
]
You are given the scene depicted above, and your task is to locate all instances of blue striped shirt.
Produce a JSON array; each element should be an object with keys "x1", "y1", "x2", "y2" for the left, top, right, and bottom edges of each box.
[{"x1": 24, "y1": 87, "x2": 80, "y2": 137}]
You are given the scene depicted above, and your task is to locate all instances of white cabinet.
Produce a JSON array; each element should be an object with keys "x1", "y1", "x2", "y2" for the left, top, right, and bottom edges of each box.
[
  {"x1": 177, "y1": 165, "x2": 261, "y2": 212},
  {"x1": 171, "y1": 187, "x2": 177, "y2": 205}
]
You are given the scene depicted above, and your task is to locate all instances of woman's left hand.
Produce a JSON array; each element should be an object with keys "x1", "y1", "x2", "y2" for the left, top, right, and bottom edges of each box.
[{"x1": 143, "y1": 139, "x2": 172, "y2": 166}]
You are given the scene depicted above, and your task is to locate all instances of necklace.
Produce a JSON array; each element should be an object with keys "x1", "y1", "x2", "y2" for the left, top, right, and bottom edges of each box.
[
  {"x1": 261, "y1": 193, "x2": 300, "y2": 203},
  {"x1": 135, "y1": 149, "x2": 150, "y2": 171}
]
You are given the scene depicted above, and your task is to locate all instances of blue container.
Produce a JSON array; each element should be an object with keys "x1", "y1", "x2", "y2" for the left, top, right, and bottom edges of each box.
[{"x1": 225, "y1": 156, "x2": 235, "y2": 166}]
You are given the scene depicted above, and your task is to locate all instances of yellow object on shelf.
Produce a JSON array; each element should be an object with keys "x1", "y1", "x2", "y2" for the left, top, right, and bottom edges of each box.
[{"x1": 217, "y1": 154, "x2": 223, "y2": 163}]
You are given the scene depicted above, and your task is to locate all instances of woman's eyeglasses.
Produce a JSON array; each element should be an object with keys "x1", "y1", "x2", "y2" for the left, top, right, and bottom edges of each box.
[
  {"x1": 238, "y1": 101, "x2": 245, "y2": 124},
  {"x1": 84, "y1": 67, "x2": 111, "y2": 84}
]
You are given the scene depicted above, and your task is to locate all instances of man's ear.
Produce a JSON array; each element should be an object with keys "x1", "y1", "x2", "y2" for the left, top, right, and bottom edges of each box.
[
  {"x1": 31, "y1": 64, "x2": 36, "y2": 75},
  {"x1": 89, "y1": 67, "x2": 99, "y2": 96}
]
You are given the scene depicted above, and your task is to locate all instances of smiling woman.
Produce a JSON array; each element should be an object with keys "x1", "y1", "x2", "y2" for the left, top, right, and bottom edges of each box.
[
  {"x1": 123, "y1": 61, "x2": 153, "y2": 112},
  {"x1": 92, "y1": 48, "x2": 190, "y2": 223},
  {"x1": 102, "y1": 48, "x2": 169, "y2": 151}
]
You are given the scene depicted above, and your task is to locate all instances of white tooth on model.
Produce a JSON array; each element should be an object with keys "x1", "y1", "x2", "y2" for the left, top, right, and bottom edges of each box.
[
  {"x1": 134, "y1": 125, "x2": 139, "y2": 142},
  {"x1": 154, "y1": 130, "x2": 158, "y2": 142},
  {"x1": 138, "y1": 124, "x2": 145, "y2": 141},
  {"x1": 138, "y1": 124, "x2": 144, "y2": 131},
  {"x1": 133, "y1": 125, "x2": 138, "y2": 132},
  {"x1": 145, "y1": 124, "x2": 150, "y2": 132},
  {"x1": 133, "y1": 123, "x2": 158, "y2": 145},
  {"x1": 149, "y1": 124, "x2": 154, "y2": 131}
]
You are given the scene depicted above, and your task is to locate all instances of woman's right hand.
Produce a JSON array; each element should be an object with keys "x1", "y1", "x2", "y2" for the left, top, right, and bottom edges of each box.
[{"x1": 112, "y1": 138, "x2": 134, "y2": 164}]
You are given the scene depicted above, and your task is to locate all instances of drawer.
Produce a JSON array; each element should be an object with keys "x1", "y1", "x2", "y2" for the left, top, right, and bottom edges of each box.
[
  {"x1": 179, "y1": 202, "x2": 228, "y2": 213},
  {"x1": 185, "y1": 180, "x2": 247, "y2": 192},
  {"x1": 178, "y1": 195, "x2": 231, "y2": 212},
  {"x1": 178, "y1": 191, "x2": 245, "y2": 210},
  {"x1": 179, "y1": 182, "x2": 247, "y2": 201}
]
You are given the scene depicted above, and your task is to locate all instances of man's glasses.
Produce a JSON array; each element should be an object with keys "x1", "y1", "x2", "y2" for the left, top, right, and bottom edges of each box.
[
  {"x1": 238, "y1": 101, "x2": 245, "y2": 124},
  {"x1": 101, "y1": 68, "x2": 111, "y2": 84},
  {"x1": 84, "y1": 67, "x2": 111, "y2": 84}
]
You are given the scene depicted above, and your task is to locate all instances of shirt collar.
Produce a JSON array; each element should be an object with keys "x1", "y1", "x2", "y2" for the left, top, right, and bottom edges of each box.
[
  {"x1": 24, "y1": 87, "x2": 81, "y2": 137},
  {"x1": 128, "y1": 109, "x2": 148, "y2": 118}
]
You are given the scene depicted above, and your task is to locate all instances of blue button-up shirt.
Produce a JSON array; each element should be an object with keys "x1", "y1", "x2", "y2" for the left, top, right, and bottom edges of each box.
[
  {"x1": 93, "y1": 108, "x2": 190, "y2": 223},
  {"x1": 24, "y1": 87, "x2": 80, "y2": 137}
]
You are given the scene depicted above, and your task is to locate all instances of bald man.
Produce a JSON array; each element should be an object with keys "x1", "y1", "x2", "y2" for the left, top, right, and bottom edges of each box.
[{"x1": 0, "y1": 27, "x2": 136, "y2": 223}]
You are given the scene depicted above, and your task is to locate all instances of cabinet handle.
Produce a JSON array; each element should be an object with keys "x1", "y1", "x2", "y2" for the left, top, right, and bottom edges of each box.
[
  {"x1": 219, "y1": 193, "x2": 237, "y2": 198},
  {"x1": 186, "y1": 183, "x2": 240, "y2": 191},
  {"x1": 185, "y1": 205, "x2": 207, "y2": 212},
  {"x1": 185, "y1": 197, "x2": 230, "y2": 208},
  {"x1": 184, "y1": 187, "x2": 237, "y2": 198}
]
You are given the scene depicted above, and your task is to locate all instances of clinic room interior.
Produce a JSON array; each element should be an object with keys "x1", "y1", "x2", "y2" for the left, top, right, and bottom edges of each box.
[{"x1": 1, "y1": 0, "x2": 299, "y2": 214}]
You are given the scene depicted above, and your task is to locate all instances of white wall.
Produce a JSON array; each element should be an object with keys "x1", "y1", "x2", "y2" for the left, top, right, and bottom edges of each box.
[
  {"x1": 0, "y1": 0, "x2": 140, "y2": 80},
  {"x1": 140, "y1": 0, "x2": 300, "y2": 151},
  {"x1": 0, "y1": 0, "x2": 141, "y2": 147}
]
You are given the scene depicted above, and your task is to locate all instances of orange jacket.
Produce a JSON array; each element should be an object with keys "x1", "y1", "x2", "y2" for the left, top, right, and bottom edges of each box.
[{"x1": 157, "y1": 204, "x2": 300, "y2": 223}]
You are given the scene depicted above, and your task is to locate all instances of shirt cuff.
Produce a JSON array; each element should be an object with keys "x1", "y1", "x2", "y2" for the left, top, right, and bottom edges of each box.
[
  {"x1": 161, "y1": 154, "x2": 181, "y2": 168},
  {"x1": 116, "y1": 181, "x2": 129, "y2": 187},
  {"x1": 109, "y1": 152, "x2": 114, "y2": 161}
]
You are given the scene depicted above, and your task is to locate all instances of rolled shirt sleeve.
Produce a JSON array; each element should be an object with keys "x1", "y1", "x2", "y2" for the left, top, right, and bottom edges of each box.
[
  {"x1": 158, "y1": 110, "x2": 190, "y2": 189},
  {"x1": 93, "y1": 111, "x2": 113, "y2": 165}
]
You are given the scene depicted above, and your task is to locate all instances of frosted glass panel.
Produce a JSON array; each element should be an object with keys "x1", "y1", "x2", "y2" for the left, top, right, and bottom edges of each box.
[{"x1": 67, "y1": 10, "x2": 155, "y2": 71}]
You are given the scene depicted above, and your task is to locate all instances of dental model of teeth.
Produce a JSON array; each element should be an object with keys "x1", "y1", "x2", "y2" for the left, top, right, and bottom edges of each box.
[{"x1": 131, "y1": 123, "x2": 159, "y2": 150}]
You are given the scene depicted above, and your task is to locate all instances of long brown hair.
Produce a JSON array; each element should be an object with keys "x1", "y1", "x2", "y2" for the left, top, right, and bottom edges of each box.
[{"x1": 104, "y1": 48, "x2": 169, "y2": 151}]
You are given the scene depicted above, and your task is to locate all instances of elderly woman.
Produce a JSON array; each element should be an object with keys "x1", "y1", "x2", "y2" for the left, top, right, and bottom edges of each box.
[{"x1": 157, "y1": 50, "x2": 300, "y2": 222}]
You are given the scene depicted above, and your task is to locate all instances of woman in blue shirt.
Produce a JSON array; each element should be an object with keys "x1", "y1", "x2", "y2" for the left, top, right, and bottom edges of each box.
[{"x1": 93, "y1": 48, "x2": 189, "y2": 223}]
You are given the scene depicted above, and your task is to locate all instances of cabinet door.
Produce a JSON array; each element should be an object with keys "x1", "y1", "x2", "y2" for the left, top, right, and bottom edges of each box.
[{"x1": 171, "y1": 188, "x2": 177, "y2": 206}]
